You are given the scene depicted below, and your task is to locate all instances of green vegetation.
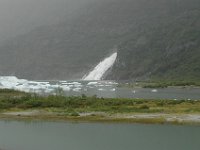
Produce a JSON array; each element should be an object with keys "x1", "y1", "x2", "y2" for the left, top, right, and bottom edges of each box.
[
  {"x1": 0, "y1": 89, "x2": 200, "y2": 125},
  {"x1": 118, "y1": 81, "x2": 200, "y2": 88},
  {"x1": 0, "y1": 89, "x2": 200, "y2": 115},
  {"x1": 143, "y1": 81, "x2": 200, "y2": 88}
]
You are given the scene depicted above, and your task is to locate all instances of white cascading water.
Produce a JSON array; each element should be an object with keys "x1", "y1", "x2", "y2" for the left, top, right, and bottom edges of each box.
[
  {"x1": 83, "y1": 52, "x2": 117, "y2": 80},
  {"x1": 0, "y1": 52, "x2": 118, "y2": 93}
]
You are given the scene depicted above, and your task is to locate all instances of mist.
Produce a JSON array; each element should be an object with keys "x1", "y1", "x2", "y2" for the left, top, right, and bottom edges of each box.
[
  {"x1": 0, "y1": 0, "x2": 199, "y2": 81},
  {"x1": 0, "y1": 0, "x2": 92, "y2": 42}
]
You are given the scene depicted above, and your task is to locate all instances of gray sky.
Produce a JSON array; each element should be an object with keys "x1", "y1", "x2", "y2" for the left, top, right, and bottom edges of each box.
[{"x1": 0, "y1": 0, "x2": 92, "y2": 42}]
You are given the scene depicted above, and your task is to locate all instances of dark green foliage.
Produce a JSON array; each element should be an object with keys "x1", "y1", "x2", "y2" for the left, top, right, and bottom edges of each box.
[
  {"x1": 70, "y1": 112, "x2": 80, "y2": 117},
  {"x1": 1, "y1": 89, "x2": 200, "y2": 114},
  {"x1": 142, "y1": 81, "x2": 200, "y2": 88},
  {"x1": 109, "y1": 4, "x2": 200, "y2": 81},
  {"x1": 139, "y1": 105, "x2": 150, "y2": 110}
]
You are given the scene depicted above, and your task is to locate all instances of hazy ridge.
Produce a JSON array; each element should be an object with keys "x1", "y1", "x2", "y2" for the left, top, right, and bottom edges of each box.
[{"x1": 0, "y1": 0, "x2": 199, "y2": 81}]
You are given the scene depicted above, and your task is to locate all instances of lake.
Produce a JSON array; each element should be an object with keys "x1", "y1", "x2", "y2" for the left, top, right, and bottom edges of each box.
[{"x1": 0, "y1": 120, "x2": 200, "y2": 150}]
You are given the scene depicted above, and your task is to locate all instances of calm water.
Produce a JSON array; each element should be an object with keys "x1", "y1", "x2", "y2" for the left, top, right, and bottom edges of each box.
[
  {"x1": 1, "y1": 77, "x2": 200, "y2": 100},
  {"x1": 32, "y1": 80, "x2": 200, "y2": 100},
  {"x1": 0, "y1": 120, "x2": 200, "y2": 150}
]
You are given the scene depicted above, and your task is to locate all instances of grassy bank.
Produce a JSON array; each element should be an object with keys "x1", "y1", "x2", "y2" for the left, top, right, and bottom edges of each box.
[
  {"x1": 0, "y1": 89, "x2": 200, "y2": 125},
  {"x1": 1, "y1": 89, "x2": 200, "y2": 114},
  {"x1": 118, "y1": 81, "x2": 200, "y2": 88}
]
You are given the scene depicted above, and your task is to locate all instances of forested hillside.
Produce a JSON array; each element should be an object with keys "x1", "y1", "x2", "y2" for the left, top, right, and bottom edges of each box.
[{"x1": 0, "y1": 0, "x2": 199, "y2": 81}]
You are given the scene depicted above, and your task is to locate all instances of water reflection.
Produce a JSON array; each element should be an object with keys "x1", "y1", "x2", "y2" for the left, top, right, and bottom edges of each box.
[{"x1": 0, "y1": 120, "x2": 200, "y2": 150}]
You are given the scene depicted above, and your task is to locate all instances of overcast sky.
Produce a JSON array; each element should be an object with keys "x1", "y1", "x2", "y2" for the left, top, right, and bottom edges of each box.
[{"x1": 0, "y1": 0, "x2": 92, "y2": 41}]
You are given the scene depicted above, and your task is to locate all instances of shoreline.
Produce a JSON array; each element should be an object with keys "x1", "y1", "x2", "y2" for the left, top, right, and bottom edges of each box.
[
  {"x1": 1, "y1": 89, "x2": 200, "y2": 125},
  {"x1": 1, "y1": 110, "x2": 200, "y2": 125}
]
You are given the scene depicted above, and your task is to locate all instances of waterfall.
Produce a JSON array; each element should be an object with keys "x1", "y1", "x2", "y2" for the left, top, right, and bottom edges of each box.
[{"x1": 83, "y1": 52, "x2": 117, "y2": 80}]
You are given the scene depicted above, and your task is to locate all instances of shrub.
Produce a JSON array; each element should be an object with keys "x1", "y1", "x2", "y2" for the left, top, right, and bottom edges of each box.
[
  {"x1": 70, "y1": 112, "x2": 80, "y2": 116},
  {"x1": 139, "y1": 105, "x2": 149, "y2": 109}
]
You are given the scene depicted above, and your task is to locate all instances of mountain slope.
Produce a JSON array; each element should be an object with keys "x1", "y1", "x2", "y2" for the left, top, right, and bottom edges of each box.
[
  {"x1": 0, "y1": 0, "x2": 200, "y2": 81},
  {"x1": 109, "y1": 6, "x2": 200, "y2": 81}
]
